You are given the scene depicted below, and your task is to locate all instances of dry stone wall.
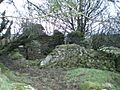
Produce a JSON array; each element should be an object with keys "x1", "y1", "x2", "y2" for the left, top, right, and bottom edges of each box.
[{"x1": 40, "y1": 44, "x2": 116, "y2": 71}]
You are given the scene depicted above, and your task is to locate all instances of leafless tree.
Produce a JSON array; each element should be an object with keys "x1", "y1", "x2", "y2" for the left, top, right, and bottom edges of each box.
[{"x1": 25, "y1": 0, "x2": 110, "y2": 38}]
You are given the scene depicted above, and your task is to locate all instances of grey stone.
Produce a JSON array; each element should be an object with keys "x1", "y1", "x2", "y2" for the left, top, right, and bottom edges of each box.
[{"x1": 41, "y1": 55, "x2": 53, "y2": 66}]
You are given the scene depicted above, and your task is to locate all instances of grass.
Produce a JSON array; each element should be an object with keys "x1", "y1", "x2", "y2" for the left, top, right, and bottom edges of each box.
[
  {"x1": 65, "y1": 68, "x2": 120, "y2": 90},
  {"x1": 0, "y1": 62, "x2": 120, "y2": 90},
  {"x1": 0, "y1": 72, "x2": 13, "y2": 90},
  {"x1": 0, "y1": 63, "x2": 33, "y2": 90}
]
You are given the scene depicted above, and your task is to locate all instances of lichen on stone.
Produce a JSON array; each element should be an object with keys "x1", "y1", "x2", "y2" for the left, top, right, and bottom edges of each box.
[{"x1": 40, "y1": 44, "x2": 115, "y2": 71}]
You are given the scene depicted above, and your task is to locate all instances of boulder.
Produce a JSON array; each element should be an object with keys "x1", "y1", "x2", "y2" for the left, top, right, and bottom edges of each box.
[{"x1": 41, "y1": 55, "x2": 53, "y2": 66}]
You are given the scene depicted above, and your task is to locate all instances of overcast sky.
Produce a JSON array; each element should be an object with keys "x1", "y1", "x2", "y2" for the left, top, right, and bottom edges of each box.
[
  {"x1": 0, "y1": 0, "x2": 50, "y2": 34},
  {"x1": 0, "y1": 0, "x2": 45, "y2": 16},
  {"x1": 0, "y1": 0, "x2": 118, "y2": 34},
  {"x1": 0, "y1": 0, "x2": 117, "y2": 16}
]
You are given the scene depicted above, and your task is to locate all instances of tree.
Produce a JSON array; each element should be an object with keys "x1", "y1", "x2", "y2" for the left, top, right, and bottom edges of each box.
[
  {"x1": 0, "y1": 0, "x2": 4, "y2": 4},
  {"x1": 0, "y1": 11, "x2": 13, "y2": 46},
  {"x1": 26, "y1": 0, "x2": 109, "y2": 39},
  {"x1": 92, "y1": 12, "x2": 120, "y2": 49}
]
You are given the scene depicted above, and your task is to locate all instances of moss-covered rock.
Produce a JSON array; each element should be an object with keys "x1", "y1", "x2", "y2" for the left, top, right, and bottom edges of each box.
[{"x1": 40, "y1": 44, "x2": 115, "y2": 71}]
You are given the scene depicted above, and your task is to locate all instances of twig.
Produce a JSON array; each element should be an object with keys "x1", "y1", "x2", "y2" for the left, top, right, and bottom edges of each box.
[{"x1": 0, "y1": 13, "x2": 108, "y2": 23}]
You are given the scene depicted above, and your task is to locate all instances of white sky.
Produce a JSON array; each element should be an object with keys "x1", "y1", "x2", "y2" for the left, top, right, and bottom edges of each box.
[
  {"x1": 0, "y1": 0, "x2": 50, "y2": 34},
  {"x1": 0, "y1": 0, "x2": 118, "y2": 34},
  {"x1": 0, "y1": 0, "x2": 45, "y2": 16},
  {"x1": 0, "y1": 0, "x2": 117, "y2": 15}
]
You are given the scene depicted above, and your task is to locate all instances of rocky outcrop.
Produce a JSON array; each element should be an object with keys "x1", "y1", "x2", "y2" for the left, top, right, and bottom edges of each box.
[{"x1": 40, "y1": 44, "x2": 115, "y2": 71}]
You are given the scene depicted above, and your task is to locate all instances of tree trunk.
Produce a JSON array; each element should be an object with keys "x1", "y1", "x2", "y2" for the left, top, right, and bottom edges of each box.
[{"x1": 76, "y1": 0, "x2": 85, "y2": 38}]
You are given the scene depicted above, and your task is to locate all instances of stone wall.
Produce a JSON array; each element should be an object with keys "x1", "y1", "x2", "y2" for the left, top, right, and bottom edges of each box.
[
  {"x1": 98, "y1": 46, "x2": 120, "y2": 72},
  {"x1": 40, "y1": 44, "x2": 115, "y2": 71}
]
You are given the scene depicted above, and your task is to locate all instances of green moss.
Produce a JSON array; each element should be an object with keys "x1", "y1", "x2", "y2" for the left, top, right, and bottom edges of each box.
[
  {"x1": 81, "y1": 81, "x2": 102, "y2": 90},
  {"x1": 42, "y1": 44, "x2": 115, "y2": 71},
  {"x1": 13, "y1": 83, "x2": 26, "y2": 90},
  {"x1": 10, "y1": 52, "x2": 24, "y2": 60}
]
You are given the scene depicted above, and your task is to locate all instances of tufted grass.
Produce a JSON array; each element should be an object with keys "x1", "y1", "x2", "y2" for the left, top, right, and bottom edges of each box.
[
  {"x1": 65, "y1": 68, "x2": 120, "y2": 90},
  {"x1": 0, "y1": 72, "x2": 13, "y2": 90}
]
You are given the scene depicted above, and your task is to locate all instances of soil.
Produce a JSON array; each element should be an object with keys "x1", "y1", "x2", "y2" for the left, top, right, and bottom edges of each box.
[
  {"x1": 18, "y1": 67, "x2": 80, "y2": 90},
  {"x1": 0, "y1": 55, "x2": 80, "y2": 90}
]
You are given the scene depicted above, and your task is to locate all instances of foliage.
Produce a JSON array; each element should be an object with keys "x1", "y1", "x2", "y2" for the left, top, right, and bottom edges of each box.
[
  {"x1": 66, "y1": 31, "x2": 85, "y2": 44},
  {"x1": 26, "y1": 0, "x2": 109, "y2": 38},
  {"x1": 21, "y1": 22, "x2": 45, "y2": 38},
  {"x1": 0, "y1": 20, "x2": 45, "y2": 55},
  {"x1": 19, "y1": 30, "x2": 64, "y2": 60},
  {"x1": 92, "y1": 34, "x2": 120, "y2": 50},
  {"x1": 48, "y1": 0, "x2": 107, "y2": 31}
]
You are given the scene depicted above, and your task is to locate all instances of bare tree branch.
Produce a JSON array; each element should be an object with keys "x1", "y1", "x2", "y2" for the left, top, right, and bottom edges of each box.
[{"x1": 0, "y1": 0, "x2": 4, "y2": 4}]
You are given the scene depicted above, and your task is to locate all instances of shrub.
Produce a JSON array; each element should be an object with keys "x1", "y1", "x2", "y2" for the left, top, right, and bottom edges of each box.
[{"x1": 66, "y1": 31, "x2": 85, "y2": 45}]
